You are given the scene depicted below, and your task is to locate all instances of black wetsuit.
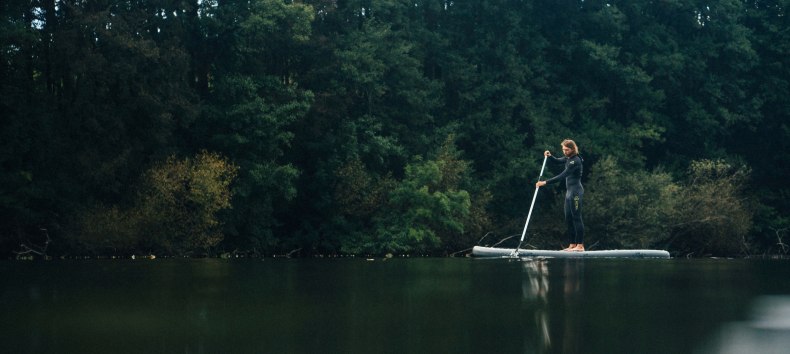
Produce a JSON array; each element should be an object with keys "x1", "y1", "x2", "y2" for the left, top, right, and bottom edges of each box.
[{"x1": 545, "y1": 154, "x2": 584, "y2": 245}]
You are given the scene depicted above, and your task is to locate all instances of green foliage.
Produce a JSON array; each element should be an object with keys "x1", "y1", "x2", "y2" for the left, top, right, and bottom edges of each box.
[
  {"x1": 194, "y1": 0, "x2": 315, "y2": 253},
  {"x1": 334, "y1": 158, "x2": 394, "y2": 219},
  {"x1": 584, "y1": 157, "x2": 678, "y2": 249},
  {"x1": 338, "y1": 137, "x2": 473, "y2": 255},
  {"x1": 76, "y1": 152, "x2": 238, "y2": 255},
  {"x1": 73, "y1": 206, "x2": 140, "y2": 253},
  {"x1": 668, "y1": 159, "x2": 753, "y2": 256},
  {"x1": 140, "y1": 152, "x2": 238, "y2": 252},
  {"x1": 538, "y1": 157, "x2": 753, "y2": 256},
  {"x1": 2, "y1": 0, "x2": 788, "y2": 257},
  {"x1": 370, "y1": 158, "x2": 470, "y2": 254}
]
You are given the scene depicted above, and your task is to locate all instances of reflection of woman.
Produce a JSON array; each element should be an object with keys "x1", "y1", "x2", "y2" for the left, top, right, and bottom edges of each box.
[
  {"x1": 521, "y1": 261, "x2": 551, "y2": 352},
  {"x1": 520, "y1": 259, "x2": 585, "y2": 353},
  {"x1": 562, "y1": 260, "x2": 584, "y2": 353},
  {"x1": 536, "y1": 139, "x2": 585, "y2": 252}
]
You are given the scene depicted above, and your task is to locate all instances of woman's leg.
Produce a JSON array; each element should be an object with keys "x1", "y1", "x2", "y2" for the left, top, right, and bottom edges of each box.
[
  {"x1": 563, "y1": 195, "x2": 576, "y2": 250},
  {"x1": 570, "y1": 192, "x2": 584, "y2": 250}
]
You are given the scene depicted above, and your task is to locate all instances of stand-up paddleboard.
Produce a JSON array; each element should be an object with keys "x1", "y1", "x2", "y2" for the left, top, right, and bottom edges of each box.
[{"x1": 472, "y1": 246, "x2": 670, "y2": 259}]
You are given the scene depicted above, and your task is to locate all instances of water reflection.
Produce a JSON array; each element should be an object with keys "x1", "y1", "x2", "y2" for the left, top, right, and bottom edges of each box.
[
  {"x1": 521, "y1": 259, "x2": 584, "y2": 353},
  {"x1": 5, "y1": 259, "x2": 790, "y2": 353},
  {"x1": 701, "y1": 295, "x2": 790, "y2": 354},
  {"x1": 522, "y1": 259, "x2": 551, "y2": 352}
]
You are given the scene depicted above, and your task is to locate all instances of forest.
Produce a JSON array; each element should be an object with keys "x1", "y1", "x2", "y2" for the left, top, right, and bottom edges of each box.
[{"x1": 1, "y1": 0, "x2": 788, "y2": 258}]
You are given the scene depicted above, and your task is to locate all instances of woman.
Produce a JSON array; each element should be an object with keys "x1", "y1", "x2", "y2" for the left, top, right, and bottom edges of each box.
[{"x1": 536, "y1": 139, "x2": 585, "y2": 252}]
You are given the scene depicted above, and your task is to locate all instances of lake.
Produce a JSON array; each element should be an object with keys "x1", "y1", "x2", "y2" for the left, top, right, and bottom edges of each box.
[{"x1": 2, "y1": 257, "x2": 790, "y2": 353}]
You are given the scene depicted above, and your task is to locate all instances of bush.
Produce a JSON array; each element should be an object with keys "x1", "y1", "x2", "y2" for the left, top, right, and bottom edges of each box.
[
  {"x1": 584, "y1": 156, "x2": 677, "y2": 249},
  {"x1": 370, "y1": 159, "x2": 471, "y2": 254},
  {"x1": 336, "y1": 136, "x2": 475, "y2": 255},
  {"x1": 540, "y1": 157, "x2": 752, "y2": 256},
  {"x1": 76, "y1": 151, "x2": 238, "y2": 255},
  {"x1": 74, "y1": 205, "x2": 140, "y2": 254},
  {"x1": 667, "y1": 160, "x2": 752, "y2": 256}
]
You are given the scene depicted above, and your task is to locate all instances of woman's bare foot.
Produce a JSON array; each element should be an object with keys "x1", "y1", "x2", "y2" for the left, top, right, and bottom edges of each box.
[
  {"x1": 562, "y1": 244, "x2": 577, "y2": 251},
  {"x1": 571, "y1": 245, "x2": 585, "y2": 252}
]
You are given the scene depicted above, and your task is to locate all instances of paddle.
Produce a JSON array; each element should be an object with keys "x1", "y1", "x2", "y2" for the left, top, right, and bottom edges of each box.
[{"x1": 510, "y1": 154, "x2": 548, "y2": 257}]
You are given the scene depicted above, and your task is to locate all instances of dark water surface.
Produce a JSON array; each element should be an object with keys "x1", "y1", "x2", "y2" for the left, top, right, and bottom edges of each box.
[{"x1": 2, "y1": 257, "x2": 790, "y2": 353}]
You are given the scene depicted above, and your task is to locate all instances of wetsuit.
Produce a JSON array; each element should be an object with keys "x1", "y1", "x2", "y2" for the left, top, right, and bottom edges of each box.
[{"x1": 545, "y1": 154, "x2": 584, "y2": 245}]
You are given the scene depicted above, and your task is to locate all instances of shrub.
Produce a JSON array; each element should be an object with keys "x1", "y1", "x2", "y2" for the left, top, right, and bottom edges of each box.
[
  {"x1": 667, "y1": 160, "x2": 752, "y2": 256},
  {"x1": 76, "y1": 151, "x2": 238, "y2": 255},
  {"x1": 337, "y1": 136, "x2": 474, "y2": 255},
  {"x1": 584, "y1": 156, "x2": 677, "y2": 249}
]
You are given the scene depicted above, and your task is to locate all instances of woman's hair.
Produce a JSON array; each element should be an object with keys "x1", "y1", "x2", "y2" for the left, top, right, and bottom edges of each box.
[{"x1": 562, "y1": 139, "x2": 579, "y2": 156}]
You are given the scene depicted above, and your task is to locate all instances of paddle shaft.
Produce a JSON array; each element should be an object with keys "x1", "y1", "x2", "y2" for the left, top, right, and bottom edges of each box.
[{"x1": 514, "y1": 155, "x2": 548, "y2": 253}]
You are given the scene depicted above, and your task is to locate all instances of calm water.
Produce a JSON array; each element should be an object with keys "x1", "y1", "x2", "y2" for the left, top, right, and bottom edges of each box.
[{"x1": 2, "y1": 257, "x2": 790, "y2": 353}]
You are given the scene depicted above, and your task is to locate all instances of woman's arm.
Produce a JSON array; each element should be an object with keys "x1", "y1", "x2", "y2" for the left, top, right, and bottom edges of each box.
[
  {"x1": 545, "y1": 150, "x2": 566, "y2": 164},
  {"x1": 543, "y1": 157, "x2": 580, "y2": 185}
]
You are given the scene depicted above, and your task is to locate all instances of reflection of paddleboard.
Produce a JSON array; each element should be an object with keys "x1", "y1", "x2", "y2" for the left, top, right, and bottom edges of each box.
[{"x1": 472, "y1": 246, "x2": 670, "y2": 259}]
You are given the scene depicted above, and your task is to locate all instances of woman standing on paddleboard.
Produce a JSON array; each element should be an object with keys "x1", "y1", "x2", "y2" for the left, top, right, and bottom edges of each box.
[{"x1": 536, "y1": 139, "x2": 585, "y2": 252}]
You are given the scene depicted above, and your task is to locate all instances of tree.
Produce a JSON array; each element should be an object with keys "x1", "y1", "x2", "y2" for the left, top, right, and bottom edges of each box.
[
  {"x1": 195, "y1": 0, "x2": 315, "y2": 253},
  {"x1": 76, "y1": 152, "x2": 238, "y2": 255},
  {"x1": 337, "y1": 136, "x2": 474, "y2": 255},
  {"x1": 1, "y1": 0, "x2": 787, "y2": 257},
  {"x1": 583, "y1": 156, "x2": 677, "y2": 249},
  {"x1": 668, "y1": 159, "x2": 752, "y2": 256}
]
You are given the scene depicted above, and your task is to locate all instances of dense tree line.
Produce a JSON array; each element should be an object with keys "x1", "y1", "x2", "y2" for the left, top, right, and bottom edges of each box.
[{"x1": 1, "y1": 0, "x2": 788, "y2": 258}]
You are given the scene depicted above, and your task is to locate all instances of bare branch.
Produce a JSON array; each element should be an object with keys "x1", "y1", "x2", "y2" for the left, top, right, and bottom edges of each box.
[
  {"x1": 773, "y1": 227, "x2": 789, "y2": 254},
  {"x1": 13, "y1": 228, "x2": 51, "y2": 257}
]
